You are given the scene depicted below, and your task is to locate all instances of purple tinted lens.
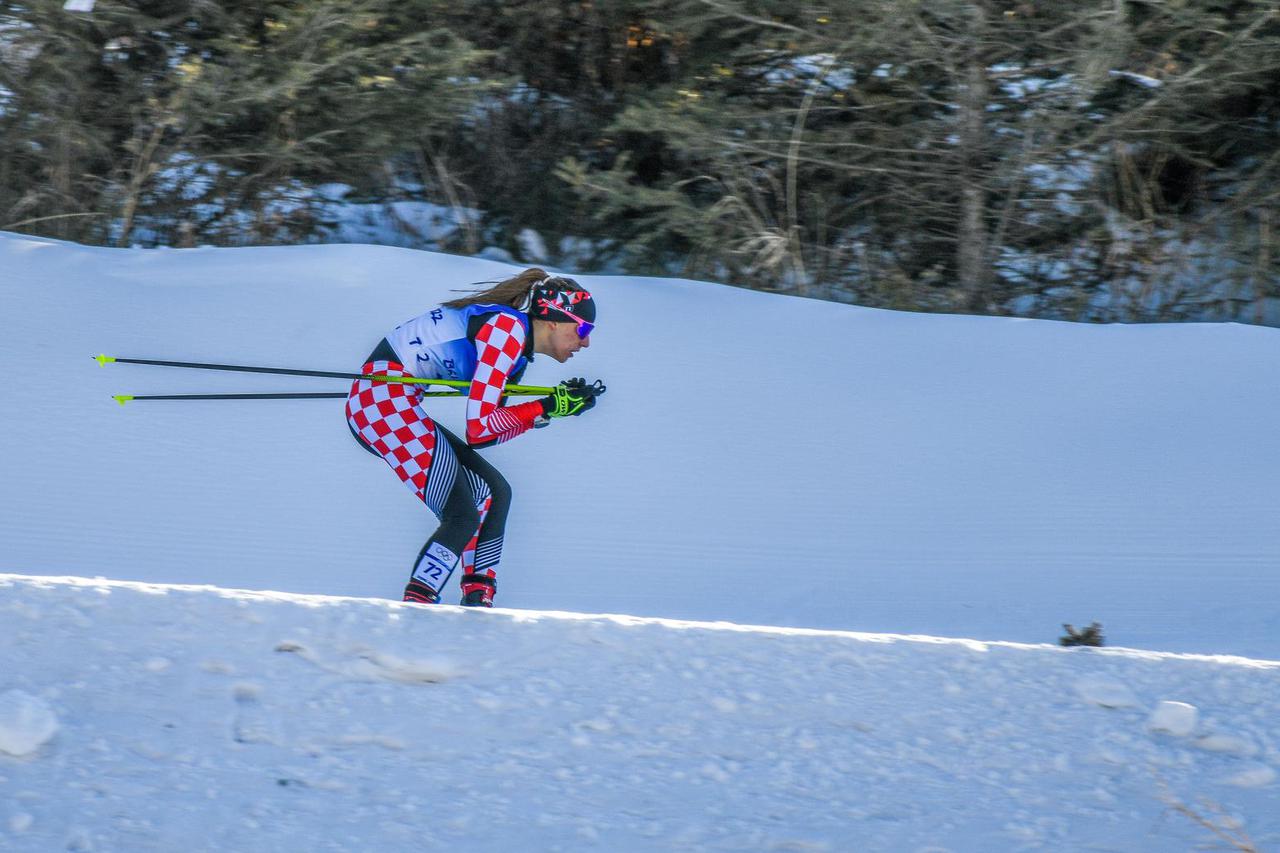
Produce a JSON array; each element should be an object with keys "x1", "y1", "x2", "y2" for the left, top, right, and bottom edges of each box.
[{"x1": 577, "y1": 321, "x2": 594, "y2": 339}]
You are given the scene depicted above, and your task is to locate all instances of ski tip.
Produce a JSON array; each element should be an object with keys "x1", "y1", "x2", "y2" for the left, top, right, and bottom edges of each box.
[
  {"x1": 112, "y1": 395, "x2": 133, "y2": 406},
  {"x1": 95, "y1": 354, "x2": 116, "y2": 367}
]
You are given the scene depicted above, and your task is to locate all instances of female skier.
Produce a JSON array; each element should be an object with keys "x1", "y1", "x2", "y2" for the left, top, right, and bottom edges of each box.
[{"x1": 345, "y1": 268, "x2": 604, "y2": 606}]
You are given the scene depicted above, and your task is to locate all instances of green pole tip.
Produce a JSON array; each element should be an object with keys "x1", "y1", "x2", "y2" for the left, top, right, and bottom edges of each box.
[
  {"x1": 113, "y1": 395, "x2": 132, "y2": 406},
  {"x1": 95, "y1": 354, "x2": 116, "y2": 367}
]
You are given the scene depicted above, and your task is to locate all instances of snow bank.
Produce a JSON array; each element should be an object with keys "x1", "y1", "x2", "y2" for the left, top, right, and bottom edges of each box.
[
  {"x1": 1, "y1": 573, "x2": 1277, "y2": 851},
  {"x1": 2, "y1": 232, "x2": 1278, "y2": 659}
]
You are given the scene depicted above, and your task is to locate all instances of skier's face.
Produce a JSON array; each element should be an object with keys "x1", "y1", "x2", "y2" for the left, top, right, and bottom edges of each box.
[{"x1": 542, "y1": 320, "x2": 590, "y2": 364}]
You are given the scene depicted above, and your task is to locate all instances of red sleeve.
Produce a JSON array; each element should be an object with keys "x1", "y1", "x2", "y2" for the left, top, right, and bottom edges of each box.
[{"x1": 466, "y1": 313, "x2": 544, "y2": 445}]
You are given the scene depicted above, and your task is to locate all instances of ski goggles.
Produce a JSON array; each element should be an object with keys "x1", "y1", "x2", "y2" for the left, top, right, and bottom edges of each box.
[{"x1": 537, "y1": 298, "x2": 595, "y2": 339}]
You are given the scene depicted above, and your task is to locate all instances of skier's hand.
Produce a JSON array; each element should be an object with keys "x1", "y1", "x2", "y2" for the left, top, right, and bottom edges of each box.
[{"x1": 540, "y1": 378, "x2": 606, "y2": 418}]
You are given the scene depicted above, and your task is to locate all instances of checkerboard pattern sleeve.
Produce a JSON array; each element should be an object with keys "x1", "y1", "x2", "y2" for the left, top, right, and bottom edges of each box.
[{"x1": 467, "y1": 313, "x2": 544, "y2": 445}]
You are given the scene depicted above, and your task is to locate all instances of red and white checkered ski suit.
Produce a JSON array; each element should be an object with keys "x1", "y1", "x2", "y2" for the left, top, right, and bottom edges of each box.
[{"x1": 346, "y1": 306, "x2": 545, "y2": 603}]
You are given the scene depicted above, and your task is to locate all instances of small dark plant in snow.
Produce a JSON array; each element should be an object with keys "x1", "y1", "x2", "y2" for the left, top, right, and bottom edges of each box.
[{"x1": 1059, "y1": 622, "x2": 1105, "y2": 647}]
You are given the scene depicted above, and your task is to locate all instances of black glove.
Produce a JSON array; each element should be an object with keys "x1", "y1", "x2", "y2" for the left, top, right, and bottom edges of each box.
[{"x1": 540, "y1": 378, "x2": 606, "y2": 418}]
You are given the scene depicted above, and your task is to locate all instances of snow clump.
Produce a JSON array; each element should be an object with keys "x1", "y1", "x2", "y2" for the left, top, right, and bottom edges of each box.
[
  {"x1": 1147, "y1": 700, "x2": 1198, "y2": 737},
  {"x1": 0, "y1": 689, "x2": 58, "y2": 756}
]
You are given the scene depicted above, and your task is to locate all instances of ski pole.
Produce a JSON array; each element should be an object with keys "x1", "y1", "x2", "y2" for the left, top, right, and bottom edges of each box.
[
  {"x1": 111, "y1": 390, "x2": 472, "y2": 405},
  {"x1": 94, "y1": 354, "x2": 555, "y2": 395}
]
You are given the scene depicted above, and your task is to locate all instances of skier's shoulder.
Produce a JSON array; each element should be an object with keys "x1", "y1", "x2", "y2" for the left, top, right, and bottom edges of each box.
[{"x1": 464, "y1": 303, "x2": 530, "y2": 342}]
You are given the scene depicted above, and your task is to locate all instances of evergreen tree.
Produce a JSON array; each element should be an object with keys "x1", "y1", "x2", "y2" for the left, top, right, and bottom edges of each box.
[
  {"x1": 556, "y1": 0, "x2": 1279, "y2": 320},
  {"x1": 2, "y1": 1, "x2": 1275, "y2": 322}
]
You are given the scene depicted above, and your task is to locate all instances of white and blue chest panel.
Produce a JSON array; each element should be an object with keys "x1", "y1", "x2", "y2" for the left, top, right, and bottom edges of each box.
[{"x1": 386, "y1": 304, "x2": 529, "y2": 382}]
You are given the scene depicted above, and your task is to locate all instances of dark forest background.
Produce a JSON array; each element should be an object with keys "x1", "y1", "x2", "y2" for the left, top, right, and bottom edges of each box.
[{"x1": 2, "y1": 0, "x2": 1277, "y2": 323}]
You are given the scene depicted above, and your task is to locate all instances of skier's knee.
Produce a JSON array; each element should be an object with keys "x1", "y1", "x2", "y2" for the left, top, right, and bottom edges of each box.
[{"x1": 487, "y1": 470, "x2": 512, "y2": 512}]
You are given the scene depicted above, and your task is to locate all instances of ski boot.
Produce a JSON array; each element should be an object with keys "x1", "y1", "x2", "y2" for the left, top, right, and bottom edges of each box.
[
  {"x1": 459, "y1": 573, "x2": 496, "y2": 607},
  {"x1": 403, "y1": 579, "x2": 440, "y2": 604}
]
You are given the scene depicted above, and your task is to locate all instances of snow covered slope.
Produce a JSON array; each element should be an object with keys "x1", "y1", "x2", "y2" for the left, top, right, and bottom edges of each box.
[
  {"x1": 1, "y1": 231, "x2": 1279, "y2": 657},
  {"x1": 2, "y1": 573, "x2": 1277, "y2": 852}
]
